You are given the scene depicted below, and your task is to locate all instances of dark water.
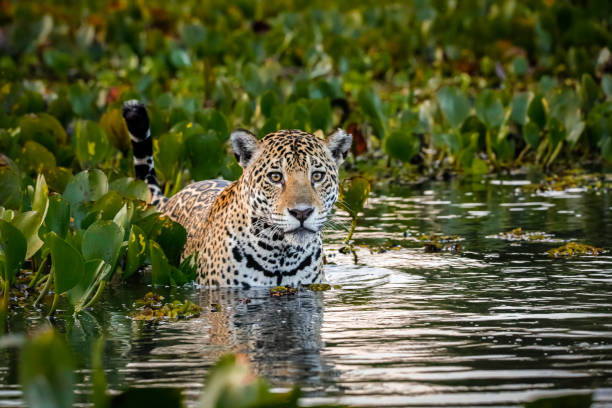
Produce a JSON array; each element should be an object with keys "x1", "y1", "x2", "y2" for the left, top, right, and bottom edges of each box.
[{"x1": 1, "y1": 178, "x2": 612, "y2": 407}]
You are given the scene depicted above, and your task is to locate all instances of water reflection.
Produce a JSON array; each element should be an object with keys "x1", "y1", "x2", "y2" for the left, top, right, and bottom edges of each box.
[{"x1": 1, "y1": 179, "x2": 612, "y2": 407}]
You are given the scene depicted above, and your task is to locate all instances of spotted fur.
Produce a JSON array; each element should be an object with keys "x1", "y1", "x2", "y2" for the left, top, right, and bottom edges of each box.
[{"x1": 123, "y1": 101, "x2": 351, "y2": 288}]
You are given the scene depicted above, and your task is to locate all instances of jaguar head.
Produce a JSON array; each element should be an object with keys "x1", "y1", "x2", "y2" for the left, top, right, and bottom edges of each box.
[{"x1": 231, "y1": 129, "x2": 351, "y2": 244}]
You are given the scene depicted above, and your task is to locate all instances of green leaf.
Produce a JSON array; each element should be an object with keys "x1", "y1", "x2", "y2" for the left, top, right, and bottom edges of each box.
[
  {"x1": 18, "y1": 113, "x2": 67, "y2": 154},
  {"x1": 82, "y1": 220, "x2": 124, "y2": 266},
  {"x1": 100, "y1": 108, "x2": 130, "y2": 152},
  {"x1": 185, "y1": 131, "x2": 225, "y2": 180},
  {"x1": 32, "y1": 174, "x2": 49, "y2": 218},
  {"x1": 20, "y1": 140, "x2": 56, "y2": 175},
  {"x1": 109, "y1": 178, "x2": 150, "y2": 202},
  {"x1": 260, "y1": 90, "x2": 278, "y2": 118},
  {"x1": 384, "y1": 130, "x2": 420, "y2": 162},
  {"x1": 511, "y1": 56, "x2": 528, "y2": 76},
  {"x1": 91, "y1": 191, "x2": 125, "y2": 221},
  {"x1": 194, "y1": 109, "x2": 229, "y2": 141},
  {"x1": 358, "y1": 87, "x2": 387, "y2": 138},
  {"x1": 0, "y1": 219, "x2": 27, "y2": 284},
  {"x1": 580, "y1": 74, "x2": 600, "y2": 111},
  {"x1": 19, "y1": 329, "x2": 75, "y2": 408},
  {"x1": 309, "y1": 98, "x2": 332, "y2": 132},
  {"x1": 63, "y1": 170, "x2": 108, "y2": 228},
  {"x1": 46, "y1": 232, "x2": 84, "y2": 293},
  {"x1": 74, "y1": 120, "x2": 112, "y2": 169},
  {"x1": 510, "y1": 92, "x2": 529, "y2": 125},
  {"x1": 337, "y1": 177, "x2": 370, "y2": 219},
  {"x1": 602, "y1": 74, "x2": 612, "y2": 98},
  {"x1": 125, "y1": 225, "x2": 147, "y2": 279},
  {"x1": 12, "y1": 211, "x2": 44, "y2": 259},
  {"x1": 43, "y1": 195, "x2": 70, "y2": 238},
  {"x1": 523, "y1": 122, "x2": 541, "y2": 148},
  {"x1": 66, "y1": 258, "x2": 103, "y2": 306},
  {"x1": 150, "y1": 240, "x2": 172, "y2": 286},
  {"x1": 469, "y1": 157, "x2": 488, "y2": 175},
  {"x1": 475, "y1": 90, "x2": 505, "y2": 129},
  {"x1": 0, "y1": 158, "x2": 22, "y2": 210},
  {"x1": 548, "y1": 117, "x2": 566, "y2": 147},
  {"x1": 527, "y1": 95, "x2": 547, "y2": 129},
  {"x1": 437, "y1": 86, "x2": 471, "y2": 129}
]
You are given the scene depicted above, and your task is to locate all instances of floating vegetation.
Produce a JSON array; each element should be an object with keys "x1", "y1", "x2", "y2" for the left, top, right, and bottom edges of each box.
[
  {"x1": 416, "y1": 234, "x2": 463, "y2": 253},
  {"x1": 131, "y1": 292, "x2": 201, "y2": 321},
  {"x1": 519, "y1": 172, "x2": 611, "y2": 194},
  {"x1": 486, "y1": 227, "x2": 557, "y2": 242},
  {"x1": 547, "y1": 242, "x2": 604, "y2": 257},
  {"x1": 269, "y1": 286, "x2": 297, "y2": 297},
  {"x1": 302, "y1": 283, "x2": 341, "y2": 291}
]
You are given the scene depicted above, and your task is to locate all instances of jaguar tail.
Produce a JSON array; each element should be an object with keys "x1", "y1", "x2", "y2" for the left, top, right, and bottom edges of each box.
[{"x1": 121, "y1": 100, "x2": 166, "y2": 206}]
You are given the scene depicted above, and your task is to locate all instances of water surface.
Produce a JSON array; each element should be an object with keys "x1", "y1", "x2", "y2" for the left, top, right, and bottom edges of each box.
[{"x1": 1, "y1": 178, "x2": 611, "y2": 407}]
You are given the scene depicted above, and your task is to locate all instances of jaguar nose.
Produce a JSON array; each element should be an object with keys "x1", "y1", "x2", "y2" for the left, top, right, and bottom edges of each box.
[{"x1": 288, "y1": 207, "x2": 314, "y2": 223}]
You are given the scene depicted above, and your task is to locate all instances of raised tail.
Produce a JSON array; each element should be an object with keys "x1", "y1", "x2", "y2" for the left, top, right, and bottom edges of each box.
[{"x1": 122, "y1": 100, "x2": 166, "y2": 207}]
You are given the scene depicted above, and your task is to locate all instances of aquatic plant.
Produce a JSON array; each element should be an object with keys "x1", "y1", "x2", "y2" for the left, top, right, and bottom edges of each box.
[
  {"x1": 4, "y1": 329, "x2": 344, "y2": 408},
  {"x1": 131, "y1": 292, "x2": 201, "y2": 321},
  {"x1": 547, "y1": 242, "x2": 603, "y2": 257}
]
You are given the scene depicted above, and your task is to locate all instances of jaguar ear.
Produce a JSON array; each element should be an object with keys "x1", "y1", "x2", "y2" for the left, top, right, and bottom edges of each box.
[
  {"x1": 325, "y1": 128, "x2": 352, "y2": 165},
  {"x1": 231, "y1": 129, "x2": 259, "y2": 168}
]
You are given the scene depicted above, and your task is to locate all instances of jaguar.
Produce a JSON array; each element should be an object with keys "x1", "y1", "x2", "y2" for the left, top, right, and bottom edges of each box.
[{"x1": 122, "y1": 100, "x2": 351, "y2": 288}]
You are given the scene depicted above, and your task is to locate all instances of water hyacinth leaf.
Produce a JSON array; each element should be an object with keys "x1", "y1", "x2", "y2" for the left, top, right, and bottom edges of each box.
[
  {"x1": 384, "y1": 130, "x2": 420, "y2": 162},
  {"x1": 475, "y1": 90, "x2": 505, "y2": 129},
  {"x1": 580, "y1": 74, "x2": 599, "y2": 111},
  {"x1": 309, "y1": 98, "x2": 332, "y2": 131},
  {"x1": 63, "y1": 169, "x2": 108, "y2": 228},
  {"x1": 110, "y1": 177, "x2": 150, "y2": 202},
  {"x1": 46, "y1": 232, "x2": 84, "y2": 293},
  {"x1": 358, "y1": 87, "x2": 386, "y2": 138},
  {"x1": 510, "y1": 92, "x2": 530, "y2": 125},
  {"x1": 20, "y1": 140, "x2": 56, "y2": 175},
  {"x1": 602, "y1": 74, "x2": 612, "y2": 98},
  {"x1": 12, "y1": 211, "x2": 44, "y2": 259},
  {"x1": 337, "y1": 177, "x2": 370, "y2": 218},
  {"x1": 178, "y1": 252, "x2": 198, "y2": 283},
  {"x1": 74, "y1": 120, "x2": 112, "y2": 168},
  {"x1": 113, "y1": 202, "x2": 134, "y2": 241},
  {"x1": 548, "y1": 117, "x2": 566, "y2": 147},
  {"x1": 0, "y1": 158, "x2": 22, "y2": 209},
  {"x1": 185, "y1": 131, "x2": 225, "y2": 181},
  {"x1": 194, "y1": 109, "x2": 229, "y2": 141},
  {"x1": 44, "y1": 166, "x2": 73, "y2": 193},
  {"x1": 67, "y1": 258, "x2": 103, "y2": 306},
  {"x1": 150, "y1": 240, "x2": 172, "y2": 286},
  {"x1": 260, "y1": 89, "x2": 278, "y2": 117},
  {"x1": 470, "y1": 157, "x2": 489, "y2": 175},
  {"x1": 32, "y1": 174, "x2": 49, "y2": 218},
  {"x1": 523, "y1": 122, "x2": 541, "y2": 148},
  {"x1": 528, "y1": 95, "x2": 547, "y2": 129},
  {"x1": 110, "y1": 388, "x2": 184, "y2": 408},
  {"x1": 100, "y1": 107, "x2": 130, "y2": 152},
  {"x1": 154, "y1": 130, "x2": 185, "y2": 183},
  {"x1": 18, "y1": 113, "x2": 67, "y2": 154},
  {"x1": 44, "y1": 195, "x2": 70, "y2": 238},
  {"x1": 82, "y1": 220, "x2": 124, "y2": 266},
  {"x1": 0, "y1": 220, "x2": 27, "y2": 285},
  {"x1": 91, "y1": 191, "x2": 125, "y2": 221},
  {"x1": 437, "y1": 86, "x2": 471, "y2": 128},
  {"x1": 19, "y1": 329, "x2": 75, "y2": 408},
  {"x1": 125, "y1": 225, "x2": 147, "y2": 279}
]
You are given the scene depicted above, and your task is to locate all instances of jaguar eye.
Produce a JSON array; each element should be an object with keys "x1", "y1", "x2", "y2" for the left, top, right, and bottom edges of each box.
[
  {"x1": 268, "y1": 172, "x2": 283, "y2": 183},
  {"x1": 311, "y1": 171, "x2": 325, "y2": 182}
]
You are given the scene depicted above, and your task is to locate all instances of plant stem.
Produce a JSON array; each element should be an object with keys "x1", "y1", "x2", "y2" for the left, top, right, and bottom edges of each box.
[
  {"x1": 82, "y1": 281, "x2": 106, "y2": 310},
  {"x1": 28, "y1": 251, "x2": 48, "y2": 288},
  {"x1": 47, "y1": 294, "x2": 59, "y2": 316},
  {"x1": 34, "y1": 269, "x2": 53, "y2": 306},
  {"x1": 344, "y1": 217, "x2": 357, "y2": 244}
]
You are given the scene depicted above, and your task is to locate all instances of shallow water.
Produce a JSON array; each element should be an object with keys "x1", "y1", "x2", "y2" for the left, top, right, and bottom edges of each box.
[{"x1": 1, "y1": 178, "x2": 612, "y2": 407}]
